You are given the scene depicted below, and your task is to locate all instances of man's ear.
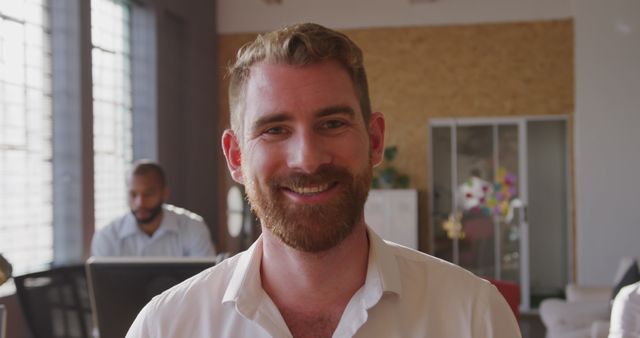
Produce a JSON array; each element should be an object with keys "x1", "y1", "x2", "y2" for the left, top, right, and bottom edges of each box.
[
  {"x1": 162, "y1": 186, "x2": 171, "y2": 201},
  {"x1": 222, "y1": 129, "x2": 244, "y2": 184},
  {"x1": 368, "y1": 112, "x2": 386, "y2": 167}
]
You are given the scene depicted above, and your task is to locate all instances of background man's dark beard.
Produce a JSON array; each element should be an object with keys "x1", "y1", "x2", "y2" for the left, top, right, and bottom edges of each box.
[
  {"x1": 246, "y1": 164, "x2": 372, "y2": 252},
  {"x1": 132, "y1": 203, "x2": 164, "y2": 225}
]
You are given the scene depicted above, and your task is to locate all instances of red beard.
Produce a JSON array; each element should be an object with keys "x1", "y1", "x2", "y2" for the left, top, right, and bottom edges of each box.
[{"x1": 245, "y1": 163, "x2": 372, "y2": 252}]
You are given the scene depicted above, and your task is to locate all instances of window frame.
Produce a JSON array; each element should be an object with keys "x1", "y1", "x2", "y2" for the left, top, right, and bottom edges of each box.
[
  {"x1": 0, "y1": 0, "x2": 159, "y2": 292},
  {"x1": 51, "y1": 0, "x2": 157, "y2": 263}
]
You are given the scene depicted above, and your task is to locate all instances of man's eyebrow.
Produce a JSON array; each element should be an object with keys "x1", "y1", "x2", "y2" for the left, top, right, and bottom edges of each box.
[
  {"x1": 315, "y1": 105, "x2": 356, "y2": 119},
  {"x1": 250, "y1": 112, "x2": 292, "y2": 133}
]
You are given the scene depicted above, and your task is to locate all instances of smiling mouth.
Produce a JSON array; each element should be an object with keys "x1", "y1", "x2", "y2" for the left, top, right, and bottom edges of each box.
[{"x1": 283, "y1": 182, "x2": 338, "y2": 196}]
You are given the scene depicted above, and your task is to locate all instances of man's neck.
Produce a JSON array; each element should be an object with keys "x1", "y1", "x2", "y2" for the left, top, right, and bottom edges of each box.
[
  {"x1": 138, "y1": 210, "x2": 164, "y2": 237},
  {"x1": 260, "y1": 222, "x2": 369, "y2": 336}
]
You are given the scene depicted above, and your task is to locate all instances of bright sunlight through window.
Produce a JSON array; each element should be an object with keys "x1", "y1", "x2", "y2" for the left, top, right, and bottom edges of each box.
[
  {"x1": 91, "y1": 0, "x2": 133, "y2": 230},
  {"x1": 0, "y1": 0, "x2": 53, "y2": 280}
]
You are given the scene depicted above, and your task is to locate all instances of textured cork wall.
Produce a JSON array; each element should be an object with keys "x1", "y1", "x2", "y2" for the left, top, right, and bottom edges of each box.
[{"x1": 215, "y1": 19, "x2": 574, "y2": 252}]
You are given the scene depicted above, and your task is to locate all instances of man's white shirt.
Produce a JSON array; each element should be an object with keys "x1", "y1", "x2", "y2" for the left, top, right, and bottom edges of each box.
[
  {"x1": 126, "y1": 227, "x2": 520, "y2": 338},
  {"x1": 91, "y1": 204, "x2": 215, "y2": 257}
]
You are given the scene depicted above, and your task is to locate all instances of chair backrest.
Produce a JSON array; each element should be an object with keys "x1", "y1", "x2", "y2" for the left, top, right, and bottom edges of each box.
[
  {"x1": 488, "y1": 279, "x2": 521, "y2": 320},
  {"x1": 14, "y1": 265, "x2": 92, "y2": 338}
]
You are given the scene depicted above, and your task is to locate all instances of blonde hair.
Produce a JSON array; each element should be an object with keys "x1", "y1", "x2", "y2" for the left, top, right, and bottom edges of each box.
[{"x1": 227, "y1": 23, "x2": 371, "y2": 135}]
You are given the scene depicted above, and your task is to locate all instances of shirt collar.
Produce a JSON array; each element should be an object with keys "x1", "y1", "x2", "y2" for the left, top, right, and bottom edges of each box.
[
  {"x1": 361, "y1": 227, "x2": 403, "y2": 306},
  {"x1": 117, "y1": 205, "x2": 175, "y2": 239},
  {"x1": 222, "y1": 237, "x2": 265, "y2": 317},
  {"x1": 222, "y1": 226, "x2": 403, "y2": 314}
]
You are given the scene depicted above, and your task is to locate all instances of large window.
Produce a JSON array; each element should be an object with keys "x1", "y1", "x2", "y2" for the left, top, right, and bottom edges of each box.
[
  {"x1": 0, "y1": 0, "x2": 155, "y2": 292},
  {"x1": 0, "y1": 0, "x2": 53, "y2": 275},
  {"x1": 91, "y1": 0, "x2": 133, "y2": 229}
]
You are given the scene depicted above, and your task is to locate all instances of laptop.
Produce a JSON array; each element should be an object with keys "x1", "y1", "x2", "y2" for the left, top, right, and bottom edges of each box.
[{"x1": 85, "y1": 257, "x2": 215, "y2": 338}]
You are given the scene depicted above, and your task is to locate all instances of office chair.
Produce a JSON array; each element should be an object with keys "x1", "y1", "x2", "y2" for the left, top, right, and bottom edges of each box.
[{"x1": 14, "y1": 265, "x2": 93, "y2": 338}]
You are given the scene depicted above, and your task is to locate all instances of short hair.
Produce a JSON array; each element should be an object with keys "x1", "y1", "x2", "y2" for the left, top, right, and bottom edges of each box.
[
  {"x1": 129, "y1": 160, "x2": 166, "y2": 187},
  {"x1": 227, "y1": 23, "x2": 371, "y2": 135}
]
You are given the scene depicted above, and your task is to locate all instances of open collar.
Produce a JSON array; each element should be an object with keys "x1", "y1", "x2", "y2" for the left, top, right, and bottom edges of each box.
[
  {"x1": 364, "y1": 227, "x2": 403, "y2": 301},
  {"x1": 116, "y1": 205, "x2": 176, "y2": 239},
  {"x1": 222, "y1": 227, "x2": 403, "y2": 313}
]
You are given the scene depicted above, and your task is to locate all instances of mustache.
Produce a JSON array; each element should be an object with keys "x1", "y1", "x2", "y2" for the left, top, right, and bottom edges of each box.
[
  {"x1": 270, "y1": 164, "x2": 352, "y2": 188},
  {"x1": 134, "y1": 208, "x2": 153, "y2": 213}
]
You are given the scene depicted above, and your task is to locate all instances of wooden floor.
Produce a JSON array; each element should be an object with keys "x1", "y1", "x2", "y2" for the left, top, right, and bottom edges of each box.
[{"x1": 520, "y1": 313, "x2": 547, "y2": 338}]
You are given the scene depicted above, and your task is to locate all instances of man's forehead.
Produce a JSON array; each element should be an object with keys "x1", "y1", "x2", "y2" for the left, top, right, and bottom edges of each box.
[
  {"x1": 128, "y1": 172, "x2": 163, "y2": 187},
  {"x1": 247, "y1": 60, "x2": 351, "y2": 87},
  {"x1": 244, "y1": 62, "x2": 357, "y2": 108}
]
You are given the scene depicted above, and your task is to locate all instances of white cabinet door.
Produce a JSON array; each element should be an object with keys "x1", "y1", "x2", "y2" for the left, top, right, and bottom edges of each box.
[{"x1": 364, "y1": 189, "x2": 418, "y2": 250}]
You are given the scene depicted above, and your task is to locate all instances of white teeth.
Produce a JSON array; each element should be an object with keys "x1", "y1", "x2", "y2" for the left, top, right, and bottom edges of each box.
[{"x1": 289, "y1": 183, "x2": 330, "y2": 195}]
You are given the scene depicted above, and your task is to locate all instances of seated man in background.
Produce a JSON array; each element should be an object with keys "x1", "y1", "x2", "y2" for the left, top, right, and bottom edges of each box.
[{"x1": 91, "y1": 160, "x2": 215, "y2": 257}]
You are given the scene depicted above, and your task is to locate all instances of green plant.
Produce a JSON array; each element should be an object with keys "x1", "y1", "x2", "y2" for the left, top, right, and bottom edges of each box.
[{"x1": 372, "y1": 146, "x2": 410, "y2": 189}]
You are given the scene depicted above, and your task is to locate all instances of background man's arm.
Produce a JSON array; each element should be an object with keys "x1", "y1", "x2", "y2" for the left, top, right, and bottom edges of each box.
[{"x1": 90, "y1": 228, "x2": 117, "y2": 256}]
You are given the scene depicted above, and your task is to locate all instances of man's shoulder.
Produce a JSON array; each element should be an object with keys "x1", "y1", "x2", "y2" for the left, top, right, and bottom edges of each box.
[
  {"x1": 146, "y1": 252, "x2": 241, "y2": 309},
  {"x1": 127, "y1": 251, "x2": 254, "y2": 336},
  {"x1": 382, "y1": 240, "x2": 458, "y2": 269},
  {"x1": 378, "y1": 240, "x2": 503, "y2": 322},
  {"x1": 383, "y1": 240, "x2": 490, "y2": 288},
  {"x1": 163, "y1": 204, "x2": 205, "y2": 223}
]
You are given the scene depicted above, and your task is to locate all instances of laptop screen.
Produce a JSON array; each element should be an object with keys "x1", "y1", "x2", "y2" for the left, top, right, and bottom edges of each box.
[{"x1": 85, "y1": 257, "x2": 215, "y2": 338}]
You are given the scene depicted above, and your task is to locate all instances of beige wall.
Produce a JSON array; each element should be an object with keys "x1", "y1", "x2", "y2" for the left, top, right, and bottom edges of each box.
[
  {"x1": 216, "y1": 0, "x2": 572, "y2": 33},
  {"x1": 215, "y1": 20, "x2": 574, "y2": 252}
]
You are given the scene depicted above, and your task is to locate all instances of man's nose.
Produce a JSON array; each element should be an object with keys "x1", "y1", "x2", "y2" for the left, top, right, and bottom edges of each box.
[{"x1": 287, "y1": 131, "x2": 331, "y2": 174}]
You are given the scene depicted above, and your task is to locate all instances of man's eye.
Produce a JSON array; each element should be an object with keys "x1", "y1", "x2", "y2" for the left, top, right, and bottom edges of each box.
[
  {"x1": 264, "y1": 126, "x2": 285, "y2": 135},
  {"x1": 322, "y1": 120, "x2": 346, "y2": 129}
]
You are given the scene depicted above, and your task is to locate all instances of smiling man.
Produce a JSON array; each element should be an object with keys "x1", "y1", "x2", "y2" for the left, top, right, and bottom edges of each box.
[
  {"x1": 91, "y1": 160, "x2": 215, "y2": 257},
  {"x1": 126, "y1": 23, "x2": 521, "y2": 338}
]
